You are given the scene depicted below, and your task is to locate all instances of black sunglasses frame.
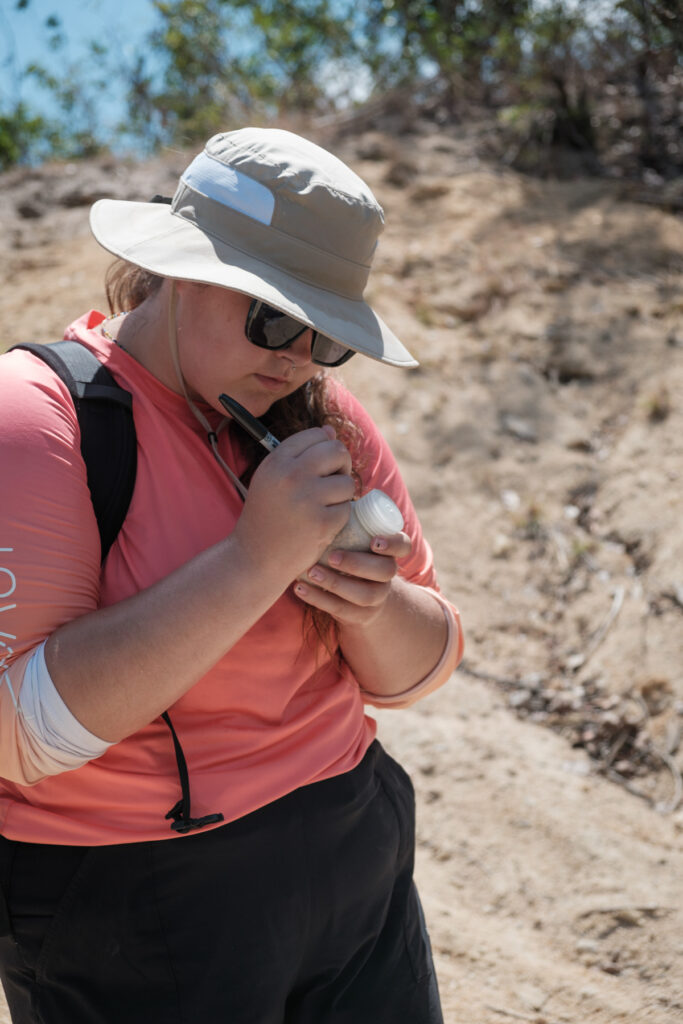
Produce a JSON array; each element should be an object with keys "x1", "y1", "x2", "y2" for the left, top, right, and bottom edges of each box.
[{"x1": 245, "y1": 300, "x2": 355, "y2": 368}]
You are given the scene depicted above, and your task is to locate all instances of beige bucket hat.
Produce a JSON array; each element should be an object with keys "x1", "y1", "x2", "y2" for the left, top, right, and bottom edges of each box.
[{"x1": 90, "y1": 127, "x2": 417, "y2": 368}]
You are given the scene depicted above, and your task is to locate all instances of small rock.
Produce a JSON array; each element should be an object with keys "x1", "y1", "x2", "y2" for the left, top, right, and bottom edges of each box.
[
  {"x1": 566, "y1": 437, "x2": 595, "y2": 452},
  {"x1": 546, "y1": 347, "x2": 597, "y2": 383},
  {"x1": 542, "y1": 273, "x2": 575, "y2": 293},
  {"x1": 501, "y1": 489, "x2": 521, "y2": 510},
  {"x1": 500, "y1": 414, "x2": 538, "y2": 443},
  {"x1": 509, "y1": 689, "x2": 531, "y2": 708},
  {"x1": 354, "y1": 133, "x2": 394, "y2": 161},
  {"x1": 384, "y1": 160, "x2": 417, "y2": 187},
  {"x1": 518, "y1": 983, "x2": 548, "y2": 1011},
  {"x1": 615, "y1": 908, "x2": 643, "y2": 927},
  {"x1": 410, "y1": 180, "x2": 451, "y2": 202},
  {"x1": 638, "y1": 678, "x2": 672, "y2": 715},
  {"x1": 492, "y1": 533, "x2": 513, "y2": 559},
  {"x1": 431, "y1": 279, "x2": 499, "y2": 321},
  {"x1": 16, "y1": 200, "x2": 44, "y2": 219},
  {"x1": 59, "y1": 187, "x2": 114, "y2": 208}
]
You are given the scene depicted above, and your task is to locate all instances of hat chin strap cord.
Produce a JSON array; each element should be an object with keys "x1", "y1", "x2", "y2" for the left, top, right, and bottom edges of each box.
[{"x1": 167, "y1": 281, "x2": 248, "y2": 501}]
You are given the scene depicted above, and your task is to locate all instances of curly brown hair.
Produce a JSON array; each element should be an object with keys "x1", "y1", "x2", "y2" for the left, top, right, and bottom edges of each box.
[{"x1": 105, "y1": 259, "x2": 365, "y2": 657}]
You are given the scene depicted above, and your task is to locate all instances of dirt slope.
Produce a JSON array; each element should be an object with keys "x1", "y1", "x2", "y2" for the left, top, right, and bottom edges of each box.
[{"x1": 1, "y1": 123, "x2": 682, "y2": 1023}]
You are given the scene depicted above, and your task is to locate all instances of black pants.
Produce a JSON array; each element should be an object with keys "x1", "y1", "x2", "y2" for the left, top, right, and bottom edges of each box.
[{"x1": 0, "y1": 742, "x2": 443, "y2": 1023}]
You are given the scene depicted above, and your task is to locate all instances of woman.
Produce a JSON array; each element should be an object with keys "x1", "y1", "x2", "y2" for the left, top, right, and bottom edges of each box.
[{"x1": 0, "y1": 127, "x2": 462, "y2": 1023}]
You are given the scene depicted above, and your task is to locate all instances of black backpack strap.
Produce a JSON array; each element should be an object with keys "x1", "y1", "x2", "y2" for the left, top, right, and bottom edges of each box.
[
  {"x1": 10, "y1": 340, "x2": 224, "y2": 833},
  {"x1": 12, "y1": 341, "x2": 137, "y2": 563}
]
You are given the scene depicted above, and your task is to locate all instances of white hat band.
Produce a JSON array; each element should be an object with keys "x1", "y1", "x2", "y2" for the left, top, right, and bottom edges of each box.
[{"x1": 181, "y1": 152, "x2": 275, "y2": 226}]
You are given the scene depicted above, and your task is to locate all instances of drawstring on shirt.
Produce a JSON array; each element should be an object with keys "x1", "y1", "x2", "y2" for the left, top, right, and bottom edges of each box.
[{"x1": 162, "y1": 711, "x2": 224, "y2": 834}]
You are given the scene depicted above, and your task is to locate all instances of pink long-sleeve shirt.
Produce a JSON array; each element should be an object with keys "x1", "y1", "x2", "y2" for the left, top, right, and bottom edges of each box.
[{"x1": 0, "y1": 312, "x2": 462, "y2": 845}]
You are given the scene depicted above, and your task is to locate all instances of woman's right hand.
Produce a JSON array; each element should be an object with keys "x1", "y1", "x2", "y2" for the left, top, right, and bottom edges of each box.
[{"x1": 231, "y1": 425, "x2": 354, "y2": 585}]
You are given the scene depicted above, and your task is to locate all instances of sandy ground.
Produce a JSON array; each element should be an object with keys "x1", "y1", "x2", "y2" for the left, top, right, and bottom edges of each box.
[{"x1": 1, "y1": 124, "x2": 682, "y2": 1022}]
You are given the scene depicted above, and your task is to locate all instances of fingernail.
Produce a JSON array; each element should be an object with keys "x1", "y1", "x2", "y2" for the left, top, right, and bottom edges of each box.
[
  {"x1": 308, "y1": 567, "x2": 325, "y2": 582},
  {"x1": 295, "y1": 583, "x2": 308, "y2": 597},
  {"x1": 372, "y1": 538, "x2": 387, "y2": 551},
  {"x1": 327, "y1": 551, "x2": 342, "y2": 566}
]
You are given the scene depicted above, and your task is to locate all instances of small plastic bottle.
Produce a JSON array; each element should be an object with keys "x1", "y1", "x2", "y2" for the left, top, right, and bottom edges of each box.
[{"x1": 321, "y1": 489, "x2": 404, "y2": 564}]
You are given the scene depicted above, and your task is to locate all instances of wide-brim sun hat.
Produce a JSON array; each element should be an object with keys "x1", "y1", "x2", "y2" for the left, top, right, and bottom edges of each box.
[{"x1": 90, "y1": 127, "x2": 417, "y2": 368}]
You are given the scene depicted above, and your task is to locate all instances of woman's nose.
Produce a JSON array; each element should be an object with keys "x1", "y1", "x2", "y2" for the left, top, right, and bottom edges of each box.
[{"x1": 278, "y1": 329, "x2": 313, "y2": 366}]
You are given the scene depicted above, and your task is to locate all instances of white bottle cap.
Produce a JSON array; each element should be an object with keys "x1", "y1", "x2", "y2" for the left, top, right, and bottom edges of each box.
[{"x1": 353, "y1": 489, "x2": 404, "y2": 537}]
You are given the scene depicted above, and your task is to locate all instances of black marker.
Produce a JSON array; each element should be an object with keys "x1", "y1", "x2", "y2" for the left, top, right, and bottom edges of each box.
[{"x1": 219, "y1": 394, "x2": 281, "y2": 452}]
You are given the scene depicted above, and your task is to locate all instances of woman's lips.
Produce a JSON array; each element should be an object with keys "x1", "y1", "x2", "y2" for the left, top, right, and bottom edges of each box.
[{"x1": 254, "y1": 373, "x2": 291, "y2": 391}]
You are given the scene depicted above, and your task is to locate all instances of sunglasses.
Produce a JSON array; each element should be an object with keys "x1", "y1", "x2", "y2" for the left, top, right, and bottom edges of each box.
[{"x1": 245, "y1": 300, "x2": 355, "y2": 367}]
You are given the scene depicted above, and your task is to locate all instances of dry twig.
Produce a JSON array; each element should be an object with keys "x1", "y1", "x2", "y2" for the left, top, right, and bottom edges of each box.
[
  {"x1": 458, "y1": 660, "x2": 526, "y2": 690},
  {"x1": 575, "y1": 904, "x2": 668, "y2": 923},
  {"x1": 603, "y1": 767, "x2": 655, "y2": 804},
  {"x1": 485, "y1": 1008, "x2": 538, "y2": 1022},
  {"x1": 485, "y1": 1007, "x2": 564, "y2": 1024},
  {"x1": 564, "y1": 585, "x2": 625, "y2": 672},
  {"x1": 601, "y1": 740, "x2": 682, "y2": 814},
  {"x1": 653, "y1": 747, "x2": 683, "y2": 814}
]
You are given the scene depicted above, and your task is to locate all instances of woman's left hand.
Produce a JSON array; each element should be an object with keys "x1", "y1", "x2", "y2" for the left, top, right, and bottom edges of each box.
[{"x1": 294, "y1": 532, "x2": 412, "y2": 628}]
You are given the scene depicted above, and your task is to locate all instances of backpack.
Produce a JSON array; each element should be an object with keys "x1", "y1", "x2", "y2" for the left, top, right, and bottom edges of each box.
[
  {"x1": 8, "y1": 340, "x2": 223, "y2": 834},
  {"x1": 12, "y1": 340, "x2": 137, "y2": 563}
]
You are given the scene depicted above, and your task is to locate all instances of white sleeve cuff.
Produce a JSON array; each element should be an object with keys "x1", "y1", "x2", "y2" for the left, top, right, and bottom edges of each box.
[{"x1": 18, "y1": 642, "x2": 112, "y2": 768}]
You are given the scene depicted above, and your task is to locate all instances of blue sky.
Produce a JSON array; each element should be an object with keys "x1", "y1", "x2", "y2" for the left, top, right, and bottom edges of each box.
[
  {"x1": 0, "y1": 0, "x2": 160, "y2": 133},
  {"x1": 0, "y1": 0, "x2": 374, "y2": 157}
]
